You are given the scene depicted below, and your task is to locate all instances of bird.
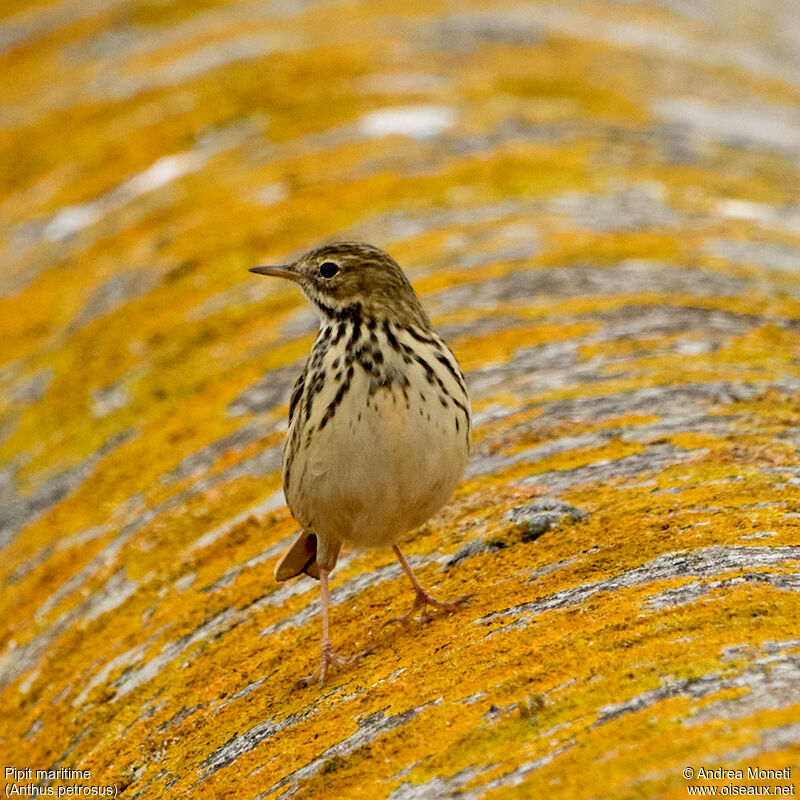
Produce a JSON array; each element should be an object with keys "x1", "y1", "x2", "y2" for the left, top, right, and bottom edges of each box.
[{"x1": 250, "y1": 242, "x2": 471, "y2": 685}]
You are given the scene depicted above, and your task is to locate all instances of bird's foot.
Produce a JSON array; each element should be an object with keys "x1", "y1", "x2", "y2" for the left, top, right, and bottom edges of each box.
[
  {"x1": 383, "y1": 588, "x2": 472, "y2": 628},
  {"x1": 293, "y1": 642, "x2": 367, "y2": 689}
]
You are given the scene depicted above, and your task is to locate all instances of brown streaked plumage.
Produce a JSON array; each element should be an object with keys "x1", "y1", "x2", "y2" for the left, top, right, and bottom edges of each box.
[{"x1": 250, "y1": 242, "x2": 471, "y2": 685}]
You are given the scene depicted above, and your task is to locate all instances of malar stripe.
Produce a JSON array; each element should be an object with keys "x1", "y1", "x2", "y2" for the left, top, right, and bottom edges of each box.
[
  {"x1": 332, "y1": 322, "x2": 347, "y2": 345},
  {"x1": 315, "y1": 298, "x2": 338, "y2": 318},
  {"x1": 337, "y1": 302, "x2": 363, "y2": 324},
  {"x1": 315, "y1": 299, "x2": 363, "y2": 323}
]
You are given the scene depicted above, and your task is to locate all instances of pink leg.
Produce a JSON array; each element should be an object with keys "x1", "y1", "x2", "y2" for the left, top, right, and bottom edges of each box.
[
  {"x1": 384, "y1": 545, "x2": 471, "y2": 627},
  {"x1": 295, "y1": 568, "x2": 356, "y2": 688}
]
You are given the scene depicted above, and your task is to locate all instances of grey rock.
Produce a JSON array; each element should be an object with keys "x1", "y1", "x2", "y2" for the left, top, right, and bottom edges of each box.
[
  {"x1": 647, "y1": 572, "x2": 800, "y2": 610},
  {"x1": 92, "y1": 382, "x2": 130, "y2": 418},
  {"x1": 447, "y1": 501, "x2": 588, "y2": 566},
  {"x1": 546, "y1": 184, "x2": 679, "y2": 231},
  {"x1": 518, "y1": 442, "x2": 688, "y2": 493},
  {"x1": 422, "y1": 12, "x2": 542, "y2": 54},
  {"x1": 708, "y1": 238, "x2": 800, "y2": 273},
  {"x1": 199, "y1": 709, "x2": 311, "y2": 778},
  {"x1": 0, "y1": 429, "x2": 134, "y2": 550},
  {"x1": 429, "y1": 262, "x2": 750, "y2": 313},
  {"x1": 159, "y1": 424, "x2": 264, "y2": 485},
  {"x1": 711, "y1": 722, "x2": 800, "y2": 765},
  {"x1": 8, "y1": 368, "x2": 53, "y2": 403},
  {"x1": 446, "y1": 538, "x2": 491, "y2": 567},
  {"x1": 480, "y1": 545, "x2": 800, "y2": 626},
  {"x1": 69, "y1": 269, "x2": 161, "y2": 332},
  {"x1": 227, "y1": 366, "x2": 299, "y2": 417},
  {"x1": 259, "y1": 705, "x2": 435, "y2": 799},
  {"x1": 596, "y1": 648, "x2": 800, "y2": 728},
  {"x1": 504, "y1": 498, "x2": 589, "y2": 542},
  {"x1": 653, "y1": 97, "x2": 800, "y2": 157}
]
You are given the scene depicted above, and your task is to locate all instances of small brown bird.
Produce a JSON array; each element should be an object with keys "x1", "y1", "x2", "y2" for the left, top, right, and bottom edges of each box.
[{"x1": 250, "y1": 242, "x2": 471, "y2": 685}]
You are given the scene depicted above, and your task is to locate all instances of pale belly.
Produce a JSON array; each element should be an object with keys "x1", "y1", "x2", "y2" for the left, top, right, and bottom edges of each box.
[{"x1": 284, "y1": 373, "x2": 469, "y2": 548}]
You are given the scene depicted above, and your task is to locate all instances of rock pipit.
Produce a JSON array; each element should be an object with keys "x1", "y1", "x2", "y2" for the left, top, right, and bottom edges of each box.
[{"x1": 250, "y1": 242, "x2": 471, "y2": 685}]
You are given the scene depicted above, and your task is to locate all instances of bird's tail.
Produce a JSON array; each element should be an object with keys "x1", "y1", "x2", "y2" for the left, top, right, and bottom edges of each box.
[{"x1": 274, "y1": 530, "x2": 322, "y2": 581}]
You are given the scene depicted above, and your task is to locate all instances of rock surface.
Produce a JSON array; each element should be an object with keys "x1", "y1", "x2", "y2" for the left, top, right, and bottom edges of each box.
[{"x1": 1, "y1": 0, "x2": 799, "y2": 798}]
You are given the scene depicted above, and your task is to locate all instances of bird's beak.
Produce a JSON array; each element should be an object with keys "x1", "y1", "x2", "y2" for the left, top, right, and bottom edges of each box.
[{"x1": 248, "y1": 264, "x2": 305, "y2": 284}]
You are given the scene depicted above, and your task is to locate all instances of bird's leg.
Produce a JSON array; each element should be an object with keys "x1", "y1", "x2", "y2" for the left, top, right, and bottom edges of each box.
[
  {"x1": 384, "y1": 544, "x2": 471, "y2": 627},
  {"x1": 295, "y1": 568, "x2": 355, "y2": 688}
]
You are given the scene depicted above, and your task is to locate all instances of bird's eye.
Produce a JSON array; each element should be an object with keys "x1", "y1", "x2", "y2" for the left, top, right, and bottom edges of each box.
[{"x1": 319, "y1": 262, "x2": 339, "y2": 279}]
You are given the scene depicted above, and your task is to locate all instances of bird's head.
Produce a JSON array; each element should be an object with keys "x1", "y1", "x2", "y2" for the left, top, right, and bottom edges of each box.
[{"x1": 250, "y1": 242, "x2": 429, "y2": 327}]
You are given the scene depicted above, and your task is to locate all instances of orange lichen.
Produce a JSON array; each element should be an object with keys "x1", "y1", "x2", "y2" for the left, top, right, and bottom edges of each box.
[{"x1": 454, "y1": 321, "x2": 600, "y2": 371}]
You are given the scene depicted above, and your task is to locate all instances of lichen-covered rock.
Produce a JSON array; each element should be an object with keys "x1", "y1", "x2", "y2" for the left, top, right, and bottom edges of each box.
[
  {"x1": 1, "y1": 1, "x2": 800, "y2": 798},
  {"x1": 504, "y1": 498, "x2": 589, "y2": 540}
]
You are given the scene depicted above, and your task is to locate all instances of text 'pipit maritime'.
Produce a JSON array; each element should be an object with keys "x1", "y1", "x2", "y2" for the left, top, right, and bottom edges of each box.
[{"x1": 250, "y1": 242, "x2": 472, "y2": 685}]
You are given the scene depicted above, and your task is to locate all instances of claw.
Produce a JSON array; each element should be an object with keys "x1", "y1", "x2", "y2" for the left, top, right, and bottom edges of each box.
[
  {"x1": 293, "y1": 644, "x2": 374, "y2": 689},
  {"x1": 386, "y1": 544, "x2": 473, "y2": 629},
  {"x1": 294, "y1": 645, "x2": 354, "y2": 688},
  {"x1": 382, "y1": 589, "x2": 472, "y2": 629}
]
